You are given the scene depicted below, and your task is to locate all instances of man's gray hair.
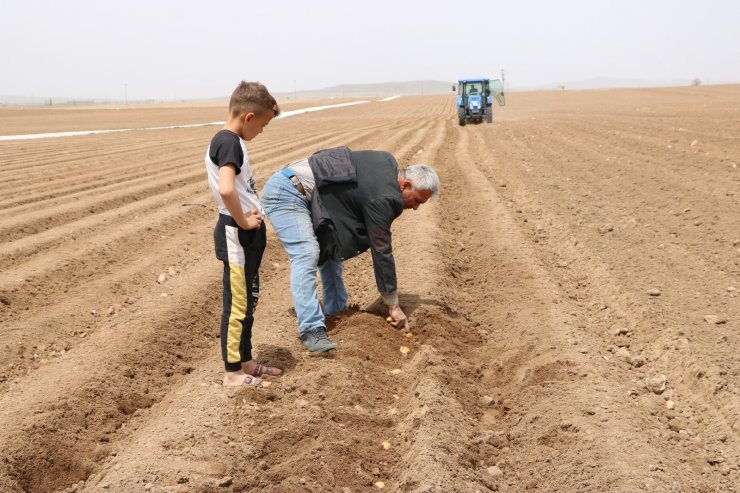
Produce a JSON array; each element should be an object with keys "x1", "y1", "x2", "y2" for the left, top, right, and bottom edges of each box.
[{"x1": 405, "y1": 164, "x2": 440, "y2": 201}]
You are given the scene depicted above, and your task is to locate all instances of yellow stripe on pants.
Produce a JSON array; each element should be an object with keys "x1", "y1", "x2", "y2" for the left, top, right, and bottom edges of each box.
[
  {"x1": 223, "y1": 224, "x2": 248, "y2": 364},
  {"x1": 226, "y1": 262, "x2": 247, "y2": 363}
]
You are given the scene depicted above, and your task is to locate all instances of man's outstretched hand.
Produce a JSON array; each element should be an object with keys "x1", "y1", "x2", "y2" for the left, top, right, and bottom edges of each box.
[{"x1": 387, "y1": 305, "x2": 408, "y2": 329}]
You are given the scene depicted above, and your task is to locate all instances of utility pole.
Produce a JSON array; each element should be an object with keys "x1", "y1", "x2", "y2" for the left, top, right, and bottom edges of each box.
[{"x1": 501, "y1": 70, "x2": 506, "y2": 90}]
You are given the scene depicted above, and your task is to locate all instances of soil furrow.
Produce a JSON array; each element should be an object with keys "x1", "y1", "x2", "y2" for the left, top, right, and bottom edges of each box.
[
  {"x1": 1, "y1": 91, "x2": 738, "y2": 492},
  {"x1": 0, "y1": 104, "x2": 438, "y2": 493},
  {"x1": 446, "y1": 121, "x2": 729, "y2": 491},
  {"x1": 469, "y1": 118, "x2": 739, "y2": 490}
]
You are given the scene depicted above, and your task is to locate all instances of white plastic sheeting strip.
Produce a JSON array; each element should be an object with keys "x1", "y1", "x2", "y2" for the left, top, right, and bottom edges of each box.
[
  {"x1": 0, "y1": 100, "x2": 371, "y2": 142},
  {"x1": 275, "y1": 100, "x2": 369, "y2": 119},
  {"x1": 0, "y1": 122, "x2": 225, "y2": 142},
  {"x1": 378, "y1": 95, "x2": 401, "y2": 102}
]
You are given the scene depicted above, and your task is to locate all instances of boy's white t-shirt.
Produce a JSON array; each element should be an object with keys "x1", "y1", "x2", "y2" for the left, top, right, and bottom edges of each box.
[{"x1": 205, "y1": 129, "x2": 264, "y2": 218}]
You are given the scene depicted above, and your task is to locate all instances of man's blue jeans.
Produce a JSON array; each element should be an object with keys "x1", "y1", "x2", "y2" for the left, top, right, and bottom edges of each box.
[{"x1": 262, "y1": 171, "x2": 348, "y2": 336}]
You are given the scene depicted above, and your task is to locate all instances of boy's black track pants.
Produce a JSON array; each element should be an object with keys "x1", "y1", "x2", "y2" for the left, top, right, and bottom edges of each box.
[{"x1": 214, "y1": 214, "x2": 266, "y2": 372}]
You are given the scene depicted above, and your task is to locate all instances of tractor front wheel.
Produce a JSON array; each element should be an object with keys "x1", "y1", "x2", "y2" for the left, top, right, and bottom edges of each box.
[
  {"x1": 458, "y1": 108, "x2": 467, "y2": 126},
  {"x1": 485, "y1": 107, "x2": 493, "y2": 123}
]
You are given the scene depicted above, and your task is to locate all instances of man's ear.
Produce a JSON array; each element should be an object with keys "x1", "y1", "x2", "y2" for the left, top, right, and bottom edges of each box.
[{"x1": 399, "y1": 179, "x2": 413, "y2": 191}]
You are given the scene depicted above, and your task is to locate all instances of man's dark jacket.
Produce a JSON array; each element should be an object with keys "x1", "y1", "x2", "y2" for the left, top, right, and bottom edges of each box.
[{"x1": 308, "y1": 147, "x2": 403, "y2": 294}]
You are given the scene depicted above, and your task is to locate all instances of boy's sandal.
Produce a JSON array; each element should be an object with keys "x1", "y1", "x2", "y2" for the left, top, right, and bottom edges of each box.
[
  {"x1": 252, "y1": 363, "x2": 281, "y2": 377},
  {"x1": 242, "y1": 375, "x2": 268, "y2": 387}
]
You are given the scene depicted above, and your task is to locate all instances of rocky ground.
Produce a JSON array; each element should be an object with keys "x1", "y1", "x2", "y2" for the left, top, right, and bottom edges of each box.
[{"x1": 0, "y1": 86, "x2": 738, "y2": 492}]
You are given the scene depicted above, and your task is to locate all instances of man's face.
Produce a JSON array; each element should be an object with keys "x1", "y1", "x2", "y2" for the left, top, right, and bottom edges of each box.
[
  {"x1": 240, "y1": 110, "x2": 274, "y2": 141},
  {"x1": 401, "y1": 186, "x2": 433, "y2": 210}
]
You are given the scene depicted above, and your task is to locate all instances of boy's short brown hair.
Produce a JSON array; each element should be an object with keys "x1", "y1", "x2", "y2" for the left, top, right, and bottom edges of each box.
[{"x1": 229, "y1": 81, "x2": 281, "y2": 118}]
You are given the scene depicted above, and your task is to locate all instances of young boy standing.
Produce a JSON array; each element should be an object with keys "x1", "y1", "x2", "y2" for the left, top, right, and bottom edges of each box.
[{"x1": 205, "y1": 81, "x2": 282, "y2": 386}]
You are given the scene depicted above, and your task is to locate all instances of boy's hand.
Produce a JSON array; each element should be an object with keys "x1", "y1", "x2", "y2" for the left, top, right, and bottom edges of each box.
[{"x1": 241, "y1": 208, "x2": 263, "y2": 230}]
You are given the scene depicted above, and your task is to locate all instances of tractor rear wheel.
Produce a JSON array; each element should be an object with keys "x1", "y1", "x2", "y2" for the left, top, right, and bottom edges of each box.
[{"x1": 485, "y1": 107, "x2": 493, "y2": 123}]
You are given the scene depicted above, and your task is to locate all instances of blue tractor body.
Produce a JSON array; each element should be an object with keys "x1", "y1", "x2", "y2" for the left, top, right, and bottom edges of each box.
[{"x1": 455, "y1": 78, "x2": 505, "y2": 125}]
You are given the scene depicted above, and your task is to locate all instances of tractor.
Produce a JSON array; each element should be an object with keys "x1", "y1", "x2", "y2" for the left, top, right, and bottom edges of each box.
[{"x1": 453, "y1": 78, "x2": 505, "y2": 126}]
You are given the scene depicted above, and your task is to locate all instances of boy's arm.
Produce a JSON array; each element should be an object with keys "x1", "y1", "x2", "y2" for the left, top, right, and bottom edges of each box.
[{"x1": 218, "y1": 164, "x2": 262, "y2": 230}]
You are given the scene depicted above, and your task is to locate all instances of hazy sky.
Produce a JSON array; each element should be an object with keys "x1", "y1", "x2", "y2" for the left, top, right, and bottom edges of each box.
[{"x1": 1, "y1": 0, "x2": 739, "y2": 100}]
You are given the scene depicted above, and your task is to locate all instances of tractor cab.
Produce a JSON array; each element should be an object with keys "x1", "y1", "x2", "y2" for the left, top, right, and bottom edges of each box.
[{"x1": 454, "y1": 78, "x2": 505, "y2": 125}]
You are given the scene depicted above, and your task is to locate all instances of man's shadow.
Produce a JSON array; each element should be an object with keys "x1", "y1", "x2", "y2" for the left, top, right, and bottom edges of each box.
[{"x1": 362, "y1": 294, "x2": 460, "y2": 319}]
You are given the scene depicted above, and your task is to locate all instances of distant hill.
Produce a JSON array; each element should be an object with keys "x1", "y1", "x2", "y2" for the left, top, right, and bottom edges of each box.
[
  {"x1": 283, "y1": 77, "x2": 714, "y2": 99},
  {"x1": 0, "y1": 95, "x2": 175, "y2": 106},
  {"x1": 521, "y1": 76, "x2": 695, "y2": 91},
  {"x1": 0, "y1": 96, "x2": 86, "y2": 106},
  {"x1": 274, "y1": 80, "x2": 455, "y2": 100},
  {"x1": 4, "y1": 77, "x2": 730, "y2": 106},
  {"x1": 0, "y1": 80, "x2": 455, "y2": 106}
]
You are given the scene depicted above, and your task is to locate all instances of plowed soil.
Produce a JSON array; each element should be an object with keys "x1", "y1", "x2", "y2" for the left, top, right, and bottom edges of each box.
[{"x1": 0, "y1": 86, "x2": 738, "y2": 493}]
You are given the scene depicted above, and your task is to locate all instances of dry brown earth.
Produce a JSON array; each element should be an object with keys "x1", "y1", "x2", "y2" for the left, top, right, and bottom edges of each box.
[
  {"x1": 0, "y1": 98, "x2": 357, "y2": 135},
  {"x1": 0, "y1": 86, "x2": 738, "y2": 492}
]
